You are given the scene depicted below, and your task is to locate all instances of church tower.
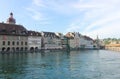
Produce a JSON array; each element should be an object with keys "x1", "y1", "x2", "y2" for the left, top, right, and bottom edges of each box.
[
  {"x1": 6, "y1": 12, "x2": 16, "y2": 24},
  {"x1": 96, "y1": 35, "x2": 100, "y2": 49}
]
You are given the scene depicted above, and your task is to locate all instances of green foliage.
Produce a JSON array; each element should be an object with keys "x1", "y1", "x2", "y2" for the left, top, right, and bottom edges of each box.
[
  {"x1": 104, "y1": 40, "x2": 110, "y2": 45},
  {"x1": 103, "y1": 38, "x2": 120, "y2": 45}
]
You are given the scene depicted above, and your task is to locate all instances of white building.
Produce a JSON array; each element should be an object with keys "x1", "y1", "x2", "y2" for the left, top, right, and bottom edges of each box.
[
  {"x1": 28, "y1": 31, "x2": 41, "y2": 51},
  {"x1": 41, "y1": 32, "x2": 62, "y2": 50},
  {"x1": 80, "y1": 35, "x2": 94, "y2": 49},
  {"x1": 65, "y1": 32, "x2": 95, "y2": 49},
  {"x1": 55, "y1": 33, "x2": 64, "y2": 49}
]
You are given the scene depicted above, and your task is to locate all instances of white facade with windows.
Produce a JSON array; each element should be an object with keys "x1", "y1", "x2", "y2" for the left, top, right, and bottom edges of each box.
[
  {"x1": 80, "y1": 36, "x2": 94, "y2": 49},
  {"x1": 41, "y1": 32, "x2": 62, "y2": 50},
  {"x1": 28, "y1": 31, "x2": 41, "y2": 51}
]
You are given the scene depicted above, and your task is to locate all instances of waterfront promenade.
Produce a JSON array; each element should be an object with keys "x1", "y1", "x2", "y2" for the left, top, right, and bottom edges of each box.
[
  {"x1": 0, "y1": 50, "x2": 120, "y2": 79},
  {"x1": 105, "y1": 44, "x2": 120, "y2": 52}
]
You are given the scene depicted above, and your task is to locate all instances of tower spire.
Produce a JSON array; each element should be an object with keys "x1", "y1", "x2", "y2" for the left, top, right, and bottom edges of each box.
[
  {"x1": 10, "y1": 12, "x2": 13, "y2": 16},
  {"x1": 6, "y1": 12, "x2": 16, "y2": 24}
]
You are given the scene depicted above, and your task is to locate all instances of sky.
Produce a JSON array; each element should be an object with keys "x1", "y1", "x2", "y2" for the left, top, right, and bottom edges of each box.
[{"x1": 0, "y1": 0, "x2": 120, "y2": 39}]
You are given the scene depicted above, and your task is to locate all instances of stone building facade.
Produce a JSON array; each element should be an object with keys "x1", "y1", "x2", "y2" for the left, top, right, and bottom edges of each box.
[
  {"x1": 0, "y1": 12, "x2": 100, "y2": 52},
  {"x1": 65, "y1": 32, "x2": 81, "y2": 49},
  {"x1": 0, "y1": 13, "x2": 28, "y2": 52},
  {"x1": 28, "y1": 31, "x2": 41, "y2": 51},
  {"x1": 41, "y1": 32, "x2": 62, "y2": 50}
]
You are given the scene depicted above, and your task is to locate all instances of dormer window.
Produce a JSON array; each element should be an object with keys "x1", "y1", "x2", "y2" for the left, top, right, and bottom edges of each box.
[
  {"x1": 11, "y1": 30, "x2": 16, "y2": 34},
  {"x1": 1, "y1": 29, "x2": 6, "y2": 32},
  {"x1": 31, "y1": 33, "x2": 33, "y2": 35},
  {"x1": 21, "y1": 31, "x2": 26, "y2": 35}
]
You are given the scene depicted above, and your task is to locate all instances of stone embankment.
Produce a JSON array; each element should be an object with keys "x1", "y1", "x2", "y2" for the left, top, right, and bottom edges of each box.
[{"x1": 105, "y1": 44, "x2": 120, "y2": 52}]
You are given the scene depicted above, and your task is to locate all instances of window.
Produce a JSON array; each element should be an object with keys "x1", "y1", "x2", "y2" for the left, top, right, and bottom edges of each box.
[
  {"x1": 3, "y1": 41, "x2": 5, "y2": 45},
  {"x1": 17, "y1": 41, "x2": 19, "y2": 45},
  {"x1": 1, "y1": 29, "x2": 6, "y2": 32},
  {"x1": 8, "y1": 41, "x2": 10, "y2": 45},
  {"x1": 21, "y1": 41, "x2": 23, "y2": 45},
  {"x1": 11, "y1": 30, "x2": 16, "y2": 34},
  {"x1": 25, "y1": 42, "x2": 27, "y2": 45},
  {"x1": 12, "y1": 41, "x2": 15, "y2": 45}
]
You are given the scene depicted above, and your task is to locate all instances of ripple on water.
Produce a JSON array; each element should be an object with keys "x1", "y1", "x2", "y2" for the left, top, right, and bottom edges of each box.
[{"x1": 0, "y1": 50, "x2": 120, "y2": 79}]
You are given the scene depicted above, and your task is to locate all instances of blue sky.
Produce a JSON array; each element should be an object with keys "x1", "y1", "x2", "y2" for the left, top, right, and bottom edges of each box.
[{"x1": 0, "y1": 0, "x2": 120, "y2": 39}]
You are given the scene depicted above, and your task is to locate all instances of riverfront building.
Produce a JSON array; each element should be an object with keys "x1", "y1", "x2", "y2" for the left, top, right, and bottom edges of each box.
[
  {"x1": 65, "y1": 32, "x2": 81, "y2": 49},
  {"x1": 80, "y1": 36, "x2": 94, "y2": 49},
  {"x1": 0, "y1": 13, "x2": 28, "y2": 52},
  {"x1": 28, "y1": 31, "x2": 42, "y2": 51},
  {"x1": 0, "y1": 13, "x2": 100, "y2": 52},
  {"x1": 41, "y1": 32, "x2": 62, "y2": 50},
  {"x1": 65, "y1": 32, "x2": 96, "y2": 49}
]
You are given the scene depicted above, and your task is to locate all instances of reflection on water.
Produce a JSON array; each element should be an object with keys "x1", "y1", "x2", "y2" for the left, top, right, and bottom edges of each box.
[{"x1": 0, "y1": 50, "x2": 120, "y2": 79}]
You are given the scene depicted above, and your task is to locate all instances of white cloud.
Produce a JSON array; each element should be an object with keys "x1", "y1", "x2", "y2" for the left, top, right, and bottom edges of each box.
[
  {"x1": 26, "y1": 8, "x2": 43, "y2": 21},
  {"x1": 26, "y1": 0, "x2": 50, "y2": 25},
  {"x1": 84, "y1": 20, "x2": 120, "y2": 39},
  {"x1": 33, "y1": 0, "x2": 45, "y2": 7},
  {"x1": 26, "y1": 0, "x2": 120, "y2": 38},
  {"x1": 66, "y1": 23, "x2": 81, "y2": 32},
  {"x1": 65, "y1": 0, "x2": 120, "y2": 38},
  {"x1": 85, "y1": 11, "x2": 120, "y2": 32}
]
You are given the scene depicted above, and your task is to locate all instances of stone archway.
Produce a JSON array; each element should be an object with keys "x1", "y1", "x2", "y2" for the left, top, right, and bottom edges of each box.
[
  {"x1": 2, "y1": 47, "x2": 6, "y2": 52},
  {"x1": 30, "y1": 47, "x2": 34, "y2": 51},
  {"x1": 12, "y1": 47, "x2": 15, "y2": 52},
  {"x1": 16, "y1": 47, "x2": 19, "y2": 51},
  {"x1": 20, "y1": 47, "x2": 24, "y2": 51},
  {"x1": 6, "y1": 47, "x2": 10, "y2": 52},
  {"x1": 25, "y1": 47, "x2": 28, "y2": 51},
  {"x1": 35, "y1": 47, "x2": 38, "y2": 51},
  {"x1": 35, "y1": 47, "x2": 39, "y2": 52}
]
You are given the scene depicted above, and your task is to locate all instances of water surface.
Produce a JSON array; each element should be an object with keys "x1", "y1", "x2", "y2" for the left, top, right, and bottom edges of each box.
[{"x1": 0, "y1": 50, "x2": 120, "y2": 79}]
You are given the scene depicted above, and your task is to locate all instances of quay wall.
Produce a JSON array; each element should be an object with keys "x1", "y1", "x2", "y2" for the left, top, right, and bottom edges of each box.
[{"x1": 105, "y1": 47, "x2": 120, "y2": 52}]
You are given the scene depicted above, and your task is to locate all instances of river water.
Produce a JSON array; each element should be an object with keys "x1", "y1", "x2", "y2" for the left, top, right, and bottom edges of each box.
[{"x1": 0, "y1": 50, "x2": 120, "y2": 79}]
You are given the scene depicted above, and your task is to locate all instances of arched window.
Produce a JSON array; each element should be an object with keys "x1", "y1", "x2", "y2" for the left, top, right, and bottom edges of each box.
[
  {"x1": 25, "y1": 42, "x2": 27, "y2": 45},
  {"x1": 21, "y1": 41, "x2": 23, "y2": 45},
  {"x1": 17, "y1": 41, "x2": 19, "y2": 45},
  {"x1": 8, "y1": 41, "x2": 10, "y2": 45},
  {"x1": 12, "y1": 41, "x2": 15, "y2": 45},
  {"x1": 3, "y1": 41, "x2": 5, "y2": 45}
]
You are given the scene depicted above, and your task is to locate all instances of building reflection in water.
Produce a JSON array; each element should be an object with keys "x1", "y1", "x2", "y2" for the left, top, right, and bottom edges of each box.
[
  {"x1": 0, "y1": 50, "x2": 119, "y2": 79},
  {"x1": 0, "y1": 53, "x2": 28, "y2": 79}
]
